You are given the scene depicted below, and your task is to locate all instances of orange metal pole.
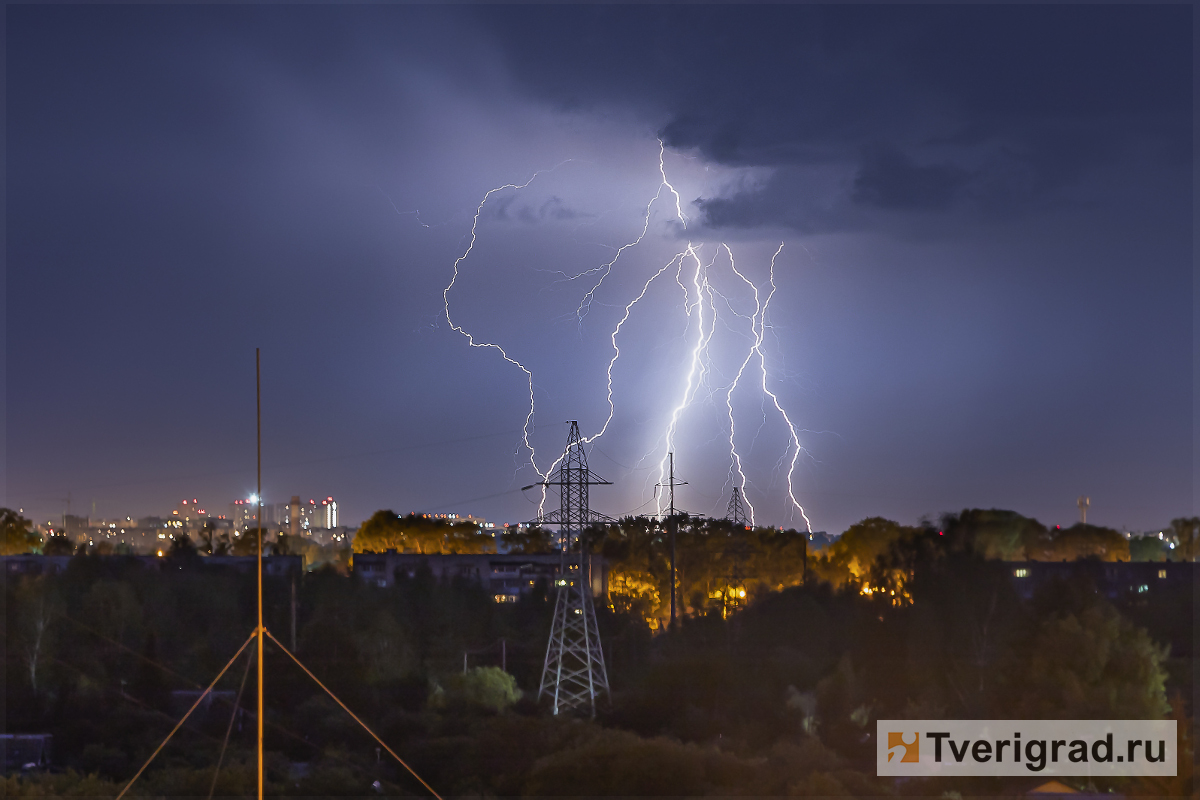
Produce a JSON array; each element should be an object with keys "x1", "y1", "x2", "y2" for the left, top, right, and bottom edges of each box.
[{"x1": 256, "y1": 347, "x2": 263, "y2": 800}]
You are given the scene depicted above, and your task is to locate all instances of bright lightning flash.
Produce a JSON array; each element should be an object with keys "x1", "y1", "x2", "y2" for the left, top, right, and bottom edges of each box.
[{"x1": 440, "y1": 145, "x2": 814, "y2": 531}]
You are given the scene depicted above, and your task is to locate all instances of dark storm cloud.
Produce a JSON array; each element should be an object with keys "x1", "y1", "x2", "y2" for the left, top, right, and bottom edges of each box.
[
  {"x1": 851, "y1": 147, "x2": 971, "y2": 211},
  {"x1": 693, "y1": 167, "x2": 851, "y2": 233},
  {"x1": 473, "y1": 5, "x2": 1191, "y2": 232},
  {"x1": 694, "y1": 146, "x2": 973, "y2": 234}
]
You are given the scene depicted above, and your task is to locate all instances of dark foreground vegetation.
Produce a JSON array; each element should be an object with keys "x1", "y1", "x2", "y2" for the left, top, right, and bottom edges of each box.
[{"x1": 3, "y1": 509, "x2": 1195, "y2": 797}]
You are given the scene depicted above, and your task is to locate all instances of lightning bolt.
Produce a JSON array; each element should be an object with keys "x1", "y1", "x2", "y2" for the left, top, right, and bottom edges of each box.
[
  {"x1": 443, "y1": 165, "x2": 572, "y2": 482},
  {"x1": 441, "y1": 144, "x2": 814, "y2": 532},
  {"x1": 570, "y1": 141, "x2": 687, "y2": 325},
  {"x1": 723, "y1": 243, "x2": 763, "y2": 525},
  {"x1": 534, "y1": 141, "x2": 693, "y2": 515},
  {"x1": 533, "y1": 249, "x2": 685, "y2": 516},
  {"x1": 378, "y1": 184, "x2": 432, "y2": 228},
  {"x1": 754, "y1": 246, "x2": 813, "y2": 532},
  {"x1": 637, "y1": 240, "x2": 812, "y2": 531},
  {"x1": 652, "y1": 244, "x2": 719, "y2": 515}
]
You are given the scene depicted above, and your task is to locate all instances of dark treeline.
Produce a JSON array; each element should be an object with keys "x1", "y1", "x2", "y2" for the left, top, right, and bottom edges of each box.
[
  {"x1": 355, "y1": 509, "x2": 1200, "y2": 628},
  {"x1": 3, "y1": 508, "x2": 1195, "y2": 797}
]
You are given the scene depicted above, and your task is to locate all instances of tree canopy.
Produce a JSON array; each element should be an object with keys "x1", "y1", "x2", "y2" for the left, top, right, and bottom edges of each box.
[
  {"x1": 2, "y1": 508, "x2": 41, "y2": 554},
  {"x1": 354, "y1": 511, "x2": 496, "y2": 555}
]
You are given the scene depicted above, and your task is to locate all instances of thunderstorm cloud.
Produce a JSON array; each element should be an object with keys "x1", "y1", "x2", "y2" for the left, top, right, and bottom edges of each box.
[{"x1": 6, "y1": 5, "x2": 1192, "y2": 535}]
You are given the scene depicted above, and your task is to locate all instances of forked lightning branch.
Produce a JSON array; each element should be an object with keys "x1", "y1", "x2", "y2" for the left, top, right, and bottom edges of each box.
[{"x1": 441, "y1": 142, "x2": 814, "y2": 529}]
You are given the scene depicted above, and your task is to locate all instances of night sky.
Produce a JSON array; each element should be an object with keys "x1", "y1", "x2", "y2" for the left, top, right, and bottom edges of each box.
[{"x1": 6, "y1": 6, "x2": 1194, "y2": 535}]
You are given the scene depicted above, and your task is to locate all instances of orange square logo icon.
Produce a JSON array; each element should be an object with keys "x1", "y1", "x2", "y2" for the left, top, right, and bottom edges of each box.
[{"x1": 887, "y1": 732, "x2": 919, "y2": 763}]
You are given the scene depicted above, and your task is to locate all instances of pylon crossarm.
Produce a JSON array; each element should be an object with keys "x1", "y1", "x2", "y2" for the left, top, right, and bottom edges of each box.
[
  {"x1": 116, "y1": 629, "x2": 259, "y2": 800},
  {"x1": 264, "y1": 629, "x2": 444, "y2": 800}
]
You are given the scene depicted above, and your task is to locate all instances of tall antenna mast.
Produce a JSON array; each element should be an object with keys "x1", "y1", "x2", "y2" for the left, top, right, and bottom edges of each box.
[
  {"x1": 256, "y1": 348, "x2": 263, "y2": 800},
  {"x1": 115, "y1": 347, "x2": 444, "y2": 800}
]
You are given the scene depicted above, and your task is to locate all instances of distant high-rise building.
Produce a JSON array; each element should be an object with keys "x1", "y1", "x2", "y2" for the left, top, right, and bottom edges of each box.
[
  {"x1": 295, "y1": 499, "x2": 317, "y2": 531},
  {"x1": 228, "y1": 496, "x2": 266, "y2": 532},
  {"x1": 229, "y1": 494, "x2": 336, "y2": 535},
  {"x1": 170, "y1": 498, "x2": 215, "y2": 530},
  {"x1": 289, "y1": 496, "x2": 301, "y2": 537}
]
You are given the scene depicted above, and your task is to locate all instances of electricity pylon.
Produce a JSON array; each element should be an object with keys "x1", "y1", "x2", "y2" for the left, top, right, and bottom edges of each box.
[
  {"x1": 721, "y1": 489, "x2": 751, "y2": 618},
  {"x1": 726, "y1": 487, "x2": 748, "y2": 527},
  {"x1": 524, "y1": 422, "x2": 613, "y2": 716}
]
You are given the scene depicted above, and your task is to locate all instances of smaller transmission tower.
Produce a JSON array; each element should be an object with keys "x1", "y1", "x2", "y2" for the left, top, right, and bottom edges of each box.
[
  {"x1": 721, "y1": 489, "x2": 750, "y2": 617},
  {"x1": 721, "y1": 537, "x2": 750, "y2": 618},
  {"x1": 525, "y1": 422, "x2": 613, "y2": 716},
  {"x1": 659, "y1": 453, "x2": 687, "y2": 628},
  {"x1": 726, "y1": 487, "x2": 749, "y2": 527}
]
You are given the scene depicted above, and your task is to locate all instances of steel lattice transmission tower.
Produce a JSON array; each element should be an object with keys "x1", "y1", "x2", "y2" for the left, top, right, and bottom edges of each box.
[
  {"x1": 726, "y1": 487, "x2": 749, "y2": 527},
  {"x1": 525, "y1": 421, "x2": 614, "y2": 716}
]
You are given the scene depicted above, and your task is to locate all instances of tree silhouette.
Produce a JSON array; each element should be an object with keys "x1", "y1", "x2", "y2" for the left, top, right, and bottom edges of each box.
[{"x1": 1, "y1": 507, "x2": 41, "y2": 554}]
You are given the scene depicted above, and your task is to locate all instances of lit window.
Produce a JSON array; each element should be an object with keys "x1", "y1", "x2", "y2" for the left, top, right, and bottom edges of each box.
[
  {"x1": 1158, "y1": 569, "x2": 1167, "y2": 579},
  {"x1": 1014, "y1": 568, "x2": 1028, "y2": 578}
]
